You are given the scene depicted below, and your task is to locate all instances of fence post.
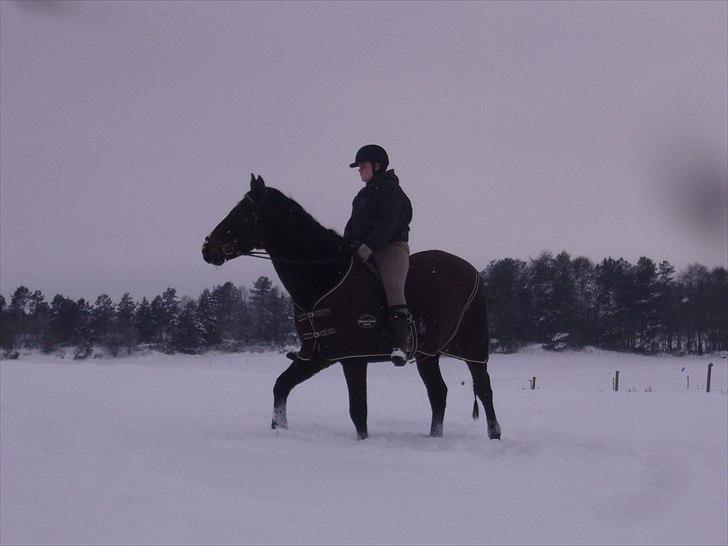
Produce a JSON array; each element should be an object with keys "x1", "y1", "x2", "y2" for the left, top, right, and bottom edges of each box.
[
  {"x1": 687, "y1": 375, "x2": 689, "y2": 391},
  {"x1": 706, "y1": 363, "x2": 713, "y2": 393},
  {"x1": 613, "y1": 370, "x2": 619, "y2": 392},
  {"x1": 531, "y1": 377, "x2": 536, "y2": 390}
]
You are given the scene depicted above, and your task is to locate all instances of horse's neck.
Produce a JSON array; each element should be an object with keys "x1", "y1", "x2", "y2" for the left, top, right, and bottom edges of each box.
[
  {"x1": 266, "y1": 221, "x2": 349, "y2": 310},
  {"x1": 272, "y1": 259, "x2": 350, "y2": 311}
]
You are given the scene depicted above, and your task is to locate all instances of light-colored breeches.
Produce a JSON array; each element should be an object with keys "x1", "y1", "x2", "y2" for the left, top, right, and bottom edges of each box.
[{"x1": 372, "y1": 241, "x2": 410, "y2": 307}]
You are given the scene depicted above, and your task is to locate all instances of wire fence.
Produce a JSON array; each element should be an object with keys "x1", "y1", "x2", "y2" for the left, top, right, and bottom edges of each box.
[{"x1": 492, "y1": 361, "x2": 727, "y2": 394}]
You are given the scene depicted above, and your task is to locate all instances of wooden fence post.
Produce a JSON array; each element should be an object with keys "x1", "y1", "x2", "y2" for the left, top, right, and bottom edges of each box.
[
  {"x1": 530, "y1": 377, "x2": 536, "y2": 390},
  {"x1": 613, "y1": 370, "x2": 619, "y2": 392},
  {"x1": 706, "y1": 363, "x2": 713, "y2": 393}
]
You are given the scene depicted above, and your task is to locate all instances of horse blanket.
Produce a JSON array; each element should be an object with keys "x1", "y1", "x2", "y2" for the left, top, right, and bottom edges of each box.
[{"x1": 293, "y1": 250, "x2": 489, "y2": 363}]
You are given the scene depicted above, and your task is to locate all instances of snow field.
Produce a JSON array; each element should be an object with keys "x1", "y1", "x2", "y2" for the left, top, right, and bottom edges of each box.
[{"x1": 1, "y1": 349, "x2": 726, "y2": 545}]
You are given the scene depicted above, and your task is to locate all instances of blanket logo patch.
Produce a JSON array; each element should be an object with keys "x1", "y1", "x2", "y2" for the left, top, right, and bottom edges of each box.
[{"x1": 356, "y1": 314, "x2": 378, "y2": 329}]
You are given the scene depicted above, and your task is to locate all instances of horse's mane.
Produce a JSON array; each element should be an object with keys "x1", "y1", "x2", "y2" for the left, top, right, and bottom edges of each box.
[{"x1": 261, "y1": 187, "x2": 346, "y2": 251}]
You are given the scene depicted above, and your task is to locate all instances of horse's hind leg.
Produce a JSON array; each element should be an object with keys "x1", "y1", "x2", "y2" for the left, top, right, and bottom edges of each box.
[
  {"x1": 467, "y1": 361, "x2": 501, "y2": 439},
  {"x1": 341, "y1": 359, "x2": 368, "y2": 440},
  {"x1": 272, "y1": 356, "x2": 332, "y2": 430},
  {"x1": 416, "y1": 355, "x2": 447, "y2": 437}
]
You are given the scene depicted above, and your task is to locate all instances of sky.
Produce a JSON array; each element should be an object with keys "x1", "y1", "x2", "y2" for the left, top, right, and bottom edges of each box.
[{"x1": 1, "y1": 0, "x2": 726, "y2": 302}]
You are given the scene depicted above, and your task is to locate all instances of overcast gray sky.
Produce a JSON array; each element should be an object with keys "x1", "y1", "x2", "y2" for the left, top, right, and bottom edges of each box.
[{"x1": 1, "y1": 0, "x2": 726, "y2": 302}]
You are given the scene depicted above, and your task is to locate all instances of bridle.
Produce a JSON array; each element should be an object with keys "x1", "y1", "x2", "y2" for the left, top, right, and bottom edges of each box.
[{"x1": 216, "y1": 191, "x2": 352, "y2": 265}]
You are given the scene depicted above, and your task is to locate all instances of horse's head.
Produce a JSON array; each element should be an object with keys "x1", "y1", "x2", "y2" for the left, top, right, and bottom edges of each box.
[{"x1": 202, "y1": 174, "x2": 270, "y2": 266}]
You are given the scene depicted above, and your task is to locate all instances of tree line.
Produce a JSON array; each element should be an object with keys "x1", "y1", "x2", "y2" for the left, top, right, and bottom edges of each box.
[
  {"x1": 482, "y1": 251, "x2": 726, "y2": 355},
  {"x1": 0, "y1": 277, "x2": 294, "y2": 358},
  {"x1": 1, "y1": 252, "x2": 726, "y2": 358}
]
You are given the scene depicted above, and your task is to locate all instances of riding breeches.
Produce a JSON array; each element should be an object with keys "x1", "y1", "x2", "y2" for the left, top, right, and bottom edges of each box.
[{"x1": 372, "y1": 241, "x2": 410, "y2": 307}]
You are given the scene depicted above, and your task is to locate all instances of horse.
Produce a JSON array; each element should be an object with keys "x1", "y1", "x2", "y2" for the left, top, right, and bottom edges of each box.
[{"x1": 201, "y1": 174, "x2": 501, "y2": 440}]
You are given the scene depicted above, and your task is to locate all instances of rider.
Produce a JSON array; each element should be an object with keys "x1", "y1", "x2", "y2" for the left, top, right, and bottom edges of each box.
[{"x1": 344, "y1": 144, "x2": 414, "y2": 366}]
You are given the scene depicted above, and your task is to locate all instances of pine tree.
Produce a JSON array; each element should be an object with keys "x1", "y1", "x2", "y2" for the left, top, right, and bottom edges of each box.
[
  {"x1": 28, "y1": 290, "x2": 50, "y2": 348},
  {"x1": 46, "y1": 295, "x2": 83, "y2": 350},
  {"x1": 267, "y1": 290, "x2": 294, "y2": 345},
  {"x1": 483, "y1": 258, "x2": 527, "y2": 352},
  {"x1": 159, "y1": 288, "x2": 179, "y2": 344},
  {"x1": 74, "y1": 298, "x2": 93, "y2": 357},
  {"x1": 149, "y1": 296, "x2": 164, "y2": 343},
  {"x1": 171, "y1": 300, "x2": 205, "y2": 354},
  {"x1": 278, "y1": 292, "x2": 295, "y2": 344},
  {"x1": 678, "y1": 264, "x2": 711, "y2": 354},
  {"x1": 9, "y1": 286, "x2": 31, "y2": 348},
  {"x1": 655, "y1": 261, "x2": 675, "y2": 351},
  {"x1": 196, "y1": 288, "x2": 219, "y2": 346},
  {"x1": 525, "y1": 252, "x2": 557, "y2": 343},
  {"x1": 550, "y1": 251, "x2": 577, "y2": 347},
  {"x1": 91, "y1": 295, "x2": 115, "y2": 344},
  {"x1": 630, "y1": 257, "x2": 659, "y2": 353},
  {"x1": 595, "y1": 257, "x2": 632, "y2": 349},
  {"x1": 134, "y1": 297, "x2": 156, "y2": 344},
  {"x1": 707, "y1": 267, "x2": 728, "y2": 352},
  {"x1": 570, "y1": 256, "x2": 597, "y2": 347},
  {"x1": 212, "y1": 282, "x2": 245, "y2": 343},
  {"x1": 0, "y1": 294, "x2": 16, "y2": 352},
  {"x1": 116, "y1": 292, "x2": 137, "y2": 354},
  {"x1": 249, "y1": 276, "x2": 277, "y2": 343}
]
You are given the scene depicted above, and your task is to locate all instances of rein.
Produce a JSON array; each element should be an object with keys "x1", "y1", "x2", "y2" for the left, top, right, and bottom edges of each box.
[{"x1": 240, "y1": 250, "x2": 352, "y2": 265}]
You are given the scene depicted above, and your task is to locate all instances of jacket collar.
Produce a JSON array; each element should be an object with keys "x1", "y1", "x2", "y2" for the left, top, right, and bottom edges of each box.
[{"x1": 365, "y1": 168, "x2": 398, "y2": 188}]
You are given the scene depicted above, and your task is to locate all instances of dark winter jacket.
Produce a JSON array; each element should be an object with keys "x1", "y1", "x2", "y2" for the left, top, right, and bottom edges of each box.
[{"x1": 343, "y1": 169, "x2": 412, "y2": 252}]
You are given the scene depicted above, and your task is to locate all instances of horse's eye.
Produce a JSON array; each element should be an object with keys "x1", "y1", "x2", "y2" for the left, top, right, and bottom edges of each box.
[{"x1": 226, "y1": 230, "x2": 231, "y2": 234}]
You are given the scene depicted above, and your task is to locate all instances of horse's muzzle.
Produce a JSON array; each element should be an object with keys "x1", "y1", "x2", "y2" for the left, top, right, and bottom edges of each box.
[{"x1": 202, "y1": 238, "x2": 225, "y2": 266}]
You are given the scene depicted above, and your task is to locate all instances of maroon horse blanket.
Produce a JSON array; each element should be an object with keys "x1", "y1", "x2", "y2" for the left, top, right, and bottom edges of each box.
[{"x1": 293, "y1": 250, "x2": 489, "y2": 363}]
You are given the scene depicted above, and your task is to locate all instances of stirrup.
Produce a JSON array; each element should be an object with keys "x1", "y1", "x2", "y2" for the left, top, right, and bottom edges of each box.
[{"x1": 391, "y1": 348, "x2": 407, "y2": 367}]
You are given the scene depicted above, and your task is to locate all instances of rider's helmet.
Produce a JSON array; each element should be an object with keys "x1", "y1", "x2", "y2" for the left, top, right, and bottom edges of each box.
[{"x1": 349, "y1": 144, "x2": 389, "y2": 172}]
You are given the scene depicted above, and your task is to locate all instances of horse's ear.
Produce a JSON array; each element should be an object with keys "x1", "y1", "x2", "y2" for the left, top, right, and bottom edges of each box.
[{"x1": 251, "y1": 174, "x2": 265, "y2": 193}]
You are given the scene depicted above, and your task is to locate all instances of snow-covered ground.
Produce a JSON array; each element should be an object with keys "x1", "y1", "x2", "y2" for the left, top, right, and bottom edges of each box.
[{"x1": 1, "y1": 347, "x2": 726, "y2": 545}]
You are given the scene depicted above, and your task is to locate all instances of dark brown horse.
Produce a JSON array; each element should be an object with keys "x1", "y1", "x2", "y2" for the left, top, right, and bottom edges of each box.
[{"x1": 202, "y1": 174, "x2": 500, "y2": 440}]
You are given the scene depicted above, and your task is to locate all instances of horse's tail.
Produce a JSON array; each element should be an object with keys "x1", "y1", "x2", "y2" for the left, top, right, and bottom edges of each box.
[{"x1": 472, "y1": 388, "x2": 480, "y2": 420}]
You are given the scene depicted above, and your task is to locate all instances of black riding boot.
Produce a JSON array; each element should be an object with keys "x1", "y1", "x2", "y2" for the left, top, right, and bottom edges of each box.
[{"x1": 388, "y1": 305, "x2": 411, "y2": 367}]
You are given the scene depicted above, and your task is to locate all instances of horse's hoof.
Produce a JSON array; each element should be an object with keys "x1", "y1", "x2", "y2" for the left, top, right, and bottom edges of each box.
[
  {"x1": 272, "y1": 406, "x2": 288, "y2": 430},
  {"x1": 488, "y1": 421, "x2": 501, "y2": 440},
  {"x1": 271, "y1": 419, "x2": 288, "y2": 430},
  {"x1": 357, "y1": 431, "x2": 368, "y2": 440},
  {"x1": 429, "y1": 425, "x2": 443, "y2": 437}
]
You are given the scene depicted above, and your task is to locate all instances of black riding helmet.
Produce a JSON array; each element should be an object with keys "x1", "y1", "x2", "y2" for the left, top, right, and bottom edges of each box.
[{"x1": 349, "y1": 144, "x2": 389, "y2": 172}]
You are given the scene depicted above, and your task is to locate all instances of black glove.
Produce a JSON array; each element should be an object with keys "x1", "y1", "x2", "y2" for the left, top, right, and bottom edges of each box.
[{"x1": 348, "y1": 241, "x2": 361, "y2": 255}]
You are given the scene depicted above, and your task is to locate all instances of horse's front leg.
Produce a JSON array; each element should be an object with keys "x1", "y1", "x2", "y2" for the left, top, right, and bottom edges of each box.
[
  {"x1": 416, "y1": 355, "x2": 447, "y2": 437},
  {"x1": 341, "y1": 359, "x2": 368, "y2": 439},
  {"x1": 272, "y1": 356, "x2": 331, "y2": 430}
]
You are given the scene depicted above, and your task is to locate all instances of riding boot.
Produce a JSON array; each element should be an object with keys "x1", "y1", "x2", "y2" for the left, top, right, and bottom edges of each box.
[{"x1": 387, "y1": 305, "x2": 411, "y2": 367}]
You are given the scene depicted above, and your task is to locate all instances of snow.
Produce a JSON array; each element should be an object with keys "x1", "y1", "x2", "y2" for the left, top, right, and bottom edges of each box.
[{"x1": 1, "y1": 348, "x2": 726, "y2": 545}]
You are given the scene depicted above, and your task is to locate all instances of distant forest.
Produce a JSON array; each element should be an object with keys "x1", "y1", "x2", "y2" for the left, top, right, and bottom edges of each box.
[{"x1": 1, "y1": 251, "x2": 726, "y2": 359}]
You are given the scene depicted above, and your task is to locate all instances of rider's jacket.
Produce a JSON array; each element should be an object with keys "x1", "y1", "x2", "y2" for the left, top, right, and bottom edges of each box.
[{"x1": 343, "y1": 169, "x2": 413, "y2": 252}]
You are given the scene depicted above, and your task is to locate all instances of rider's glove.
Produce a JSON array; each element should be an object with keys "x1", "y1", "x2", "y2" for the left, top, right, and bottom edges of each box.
[{"x1": 355, "y1": 243, "x2": 373, "y2": 262}]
